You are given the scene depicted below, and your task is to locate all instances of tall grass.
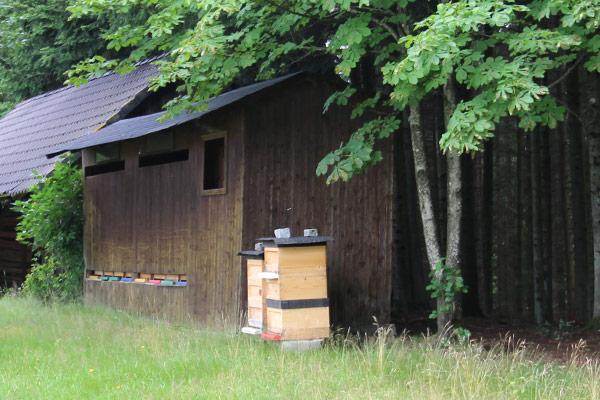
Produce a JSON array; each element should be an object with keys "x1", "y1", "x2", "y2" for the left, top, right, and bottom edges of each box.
[{"x1": 0, "y1": 296, "x2": 598, "y2": 399}]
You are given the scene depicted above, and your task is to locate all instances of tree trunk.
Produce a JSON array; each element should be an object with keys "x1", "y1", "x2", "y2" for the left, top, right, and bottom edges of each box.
[
  {"x1": 531, "y1": 130, "x2": 545, "y2": 323},
  {"x1": 567, "y1": 69, "x2": 590, "y2": 322},
  {"x1": 434, "y1": 105, "x2": 447, "y2": 253},
  {"x1": 506, "y1": 120, "x2": 520, "y2": 317},
  {"x1": 562, "y1": 76, "x2": 577, "y2": 320},
  {"x1": 473, "y1": 143, "x2": 493, "y2": 316},
  {"x1": 402, "y1": 111, "x2": 428, "y2": 309},
  {"x1": 591, "y1": 131, "x2": 600, "y2": 319},
  {"x1": 586, "y1": 75, "x2": 600, "y2": 319},
  {"x1": 407, "y1": 103, "x2": 445, "y2": 331},
  {"x1": 519, "y1": 131, "x2": 533, "y2": 318},
  {"x1": 444, "y1": 151, "x2": 461, "y2": 322},
  {"x1": 550, "y1": 114, "x2": 568, "y2": 322},
  {"x1": 540, "y1": 129, "x2": 554, "y2": 322},
  {"x1": 442, "y1": 78, "x2": 462, "y2": 327}
]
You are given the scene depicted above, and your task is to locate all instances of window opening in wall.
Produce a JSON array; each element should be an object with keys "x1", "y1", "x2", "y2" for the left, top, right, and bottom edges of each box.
[
  {"x1": 139, "y1": 149, "x2": 189, "y2": 168},
  {"x1": 202, "y1": 132, "x2": 227, "y2": 195},
  {"x1": 94, "y1": 143, "x2": 119, "y2": 163},
  {"x1": 84, "y1": 160, "x2": 125, "y2": 177},
  {"x1": 86, "y1": 143, "x2": 123, "y2": 177},
  {"x1": 145, "y1": 131, "x2": 173, "y2": 154}
]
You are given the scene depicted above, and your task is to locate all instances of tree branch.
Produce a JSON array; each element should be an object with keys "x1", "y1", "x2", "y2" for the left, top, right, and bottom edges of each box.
[
  {"x1": 555, "y1": 97, "x2": 587, "y2": 135},
  {"x1": 355, "y1": 6, "x2": 396, "y2": 16},
  {"x1": 547, "y1": 56, "x2": 584, "y2": 90},
  {"x1": 256, "y1": 0, "x2": 314, "y2": 19},
  {"x1": 348, "y1": 8, "x2": 400, "y2": 42}
]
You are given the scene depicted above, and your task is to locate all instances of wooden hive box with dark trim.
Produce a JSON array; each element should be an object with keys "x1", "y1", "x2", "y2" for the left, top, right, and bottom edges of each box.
[
  {"x1": 261, "y1": 236, "x2": 332, "y2": 341},
  {"x1": 239, "y1": 250, "x2": 265, "y2": 329}
]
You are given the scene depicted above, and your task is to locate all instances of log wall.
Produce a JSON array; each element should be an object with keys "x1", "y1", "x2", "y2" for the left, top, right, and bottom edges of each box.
[{"x1": 0, "y1": 204, "x2": 31, "y2": 288}]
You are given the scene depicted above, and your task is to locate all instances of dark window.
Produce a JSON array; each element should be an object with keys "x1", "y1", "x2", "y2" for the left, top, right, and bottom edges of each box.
[
  {"x1": 85, "y1": 160, "x2": 125, "y2": 177},
  {"x1": 94, "y1": 143, "x2": 119, "y2": 163},
  {"x1": 202, "y1": 133, "x2": 226, "y2": 195},
  {"x1": 145, "y1": 131, "x2": 173, "y2": 154},
  {"x1": 139, "y1": 149, "x2": 189, "y2": 168}
]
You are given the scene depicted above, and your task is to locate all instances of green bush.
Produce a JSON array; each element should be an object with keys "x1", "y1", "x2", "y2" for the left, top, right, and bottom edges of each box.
[
  {"x1": 426, "y1": 258, "x2": 468, "y2": 320},
  {"x1": 13, "y1": 154, "x2": 84, "y2": 301}
]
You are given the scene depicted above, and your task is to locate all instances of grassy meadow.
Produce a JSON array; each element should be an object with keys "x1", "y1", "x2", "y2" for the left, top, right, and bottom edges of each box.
[{"x1": 0, "y1": 296, "x2": 599, "y2": 400}]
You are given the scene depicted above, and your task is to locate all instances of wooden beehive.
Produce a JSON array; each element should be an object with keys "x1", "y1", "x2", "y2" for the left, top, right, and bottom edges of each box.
[
  {"x1": 260, "y1": 237, "x2": 332, "y2": 341},
  {"x1": 238, "y1": 250, "x2": 265, "y2": 331},
  {"x1": 247, "y1": 258, "x2": 265, "y2": 328}
]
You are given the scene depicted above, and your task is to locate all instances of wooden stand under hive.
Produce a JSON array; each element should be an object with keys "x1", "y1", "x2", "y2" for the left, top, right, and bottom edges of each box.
[{"x1": 239, "y1": 236, "x2": 332, "y2": 341}]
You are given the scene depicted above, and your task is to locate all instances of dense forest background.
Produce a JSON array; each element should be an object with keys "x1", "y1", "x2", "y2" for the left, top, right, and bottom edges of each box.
[
  {"x1": 393, "y1": 69, "x2": 599, "y2": 324},
  {"x1": 0, "y1": 0, "x2": 598, "y2": 328},
  {"x1": 0, "y1": 0, "x2": 149, "y2": 114}
]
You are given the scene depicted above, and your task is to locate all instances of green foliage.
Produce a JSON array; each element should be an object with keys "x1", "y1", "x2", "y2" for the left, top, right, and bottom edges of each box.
[
  {"x1": 452, "y1": 327, "x2": 472, "y2": 341},
  {"x1": 21, "y1": 258, "x2": 82, "y2": 302},
  {"x1": 0, "y1": 0, "x2": 150, "y2": 112},
  {"x1": 63, "y1": 0, "x2": 600, "y2": 184},
  {"x1": 426, "y1": 258, "x2": 468, "y2": 320},
  {"x1": 316, "y1": 116, "x2": 400, "y2": 183},
  {"x1": 12, "y1": 154, "x2": 84, "y2": 301},
  {"x1": 385, "y1": 0, "x2": 598, "y2": 153},
  {"x1": 65, "y1": 0, "x2": 416, "y2": 183},
  {"x1": 539, "y1": 319, "x2": 576, "y2": 341}
]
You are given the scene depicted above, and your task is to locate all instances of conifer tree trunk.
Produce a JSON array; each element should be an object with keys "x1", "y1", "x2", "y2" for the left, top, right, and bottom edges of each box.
[
  {"x1": 575, "y1": 69, "x2": 600, "y2": 321},
  {"x1": 591, "y1": 132, "x2": 600, "y2": 319},
  {"x1": 550, "y1": 117, "x2": 568, "y2": 322},
  {"x1": 566, "y1": 70, "x2": 590, "y2": 322},
  {"x1": 587, "y1": 75, "x2": 600, "y2": 319},
  {"x1": 519, "y1": 131, "x2": 533, "y2": 318},
  {"x1": 531, "y1": 130, "x2": 544, "y2": 324},
  {"x1": 473, "y1": 145, "x2": 493, "y2": 316},
  {"x1": 540, "y1": 129, "x2": 554, "y2": 322}
]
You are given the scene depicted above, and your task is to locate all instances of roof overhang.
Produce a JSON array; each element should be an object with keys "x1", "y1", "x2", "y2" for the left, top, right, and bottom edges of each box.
[{"x1": 46, "y1": 72, "x2": 302, "y2": 158}]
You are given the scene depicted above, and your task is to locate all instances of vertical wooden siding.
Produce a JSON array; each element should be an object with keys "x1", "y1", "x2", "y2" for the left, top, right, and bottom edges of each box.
[
  {"x1": 83, "y1": 109, "x2": 244, "y2": 322},
  {"x1": 0, "y1": 204, "x2": 31, "y2": 288},
  {"x1": 241, "y1": 78, "x2": 394, "y2": 325}
]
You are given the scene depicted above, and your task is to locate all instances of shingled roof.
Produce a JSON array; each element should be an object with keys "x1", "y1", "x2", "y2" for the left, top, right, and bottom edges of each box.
[
  {"x1": 47, "y1": 73, "x2": 302, "y2": 157},
  {"x1": 0, "y1": 59, "x2": 159, "y2": 196}
]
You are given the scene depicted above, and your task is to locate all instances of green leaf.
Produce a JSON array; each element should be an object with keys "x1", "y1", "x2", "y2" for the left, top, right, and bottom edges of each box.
[{"x1": 456, "y1": 67, "x2": 467, "y2": 82}]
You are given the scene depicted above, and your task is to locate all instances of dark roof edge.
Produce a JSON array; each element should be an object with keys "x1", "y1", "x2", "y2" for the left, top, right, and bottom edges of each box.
[
  {"x1": 98, "y1": 87, "x2": 152, "y2": 130},
  {"x1": 46, "y1": 71, "x2": 308, "y2": 158}
]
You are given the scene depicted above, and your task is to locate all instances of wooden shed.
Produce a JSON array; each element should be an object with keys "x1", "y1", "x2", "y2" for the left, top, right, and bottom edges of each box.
[
  {"x1": 0, "y1": 58, "x2": 162, "y2": 288},
  {"x1": 49, "y1": 73, "x2": 395, "y2": 326}
]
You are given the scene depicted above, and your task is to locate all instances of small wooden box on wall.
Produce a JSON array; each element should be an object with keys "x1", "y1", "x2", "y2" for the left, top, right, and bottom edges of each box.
[{"x1": 239, "y1": 235, "x2": 333, "y2": 341}]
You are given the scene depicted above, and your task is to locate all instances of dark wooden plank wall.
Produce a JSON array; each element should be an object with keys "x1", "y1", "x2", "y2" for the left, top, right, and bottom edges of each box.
[
  {"x1": 0, "y1": 204, "x2": 31, "y2": 288},
  {"x1": 242, "y1": 78, "x2": 394, "y2": 325},
  {"x1": 82, "y1": 109, "x2": 245, "y2": 322}
]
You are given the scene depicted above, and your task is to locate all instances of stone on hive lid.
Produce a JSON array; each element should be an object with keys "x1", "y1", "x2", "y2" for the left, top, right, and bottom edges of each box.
[{"x1": 274, "y1": 228, "x2": 291, "y2": 238}]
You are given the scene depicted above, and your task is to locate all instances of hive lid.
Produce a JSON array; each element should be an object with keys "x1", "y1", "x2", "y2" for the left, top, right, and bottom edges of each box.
[
  {"x1": 237, "y1": 250, "x2": 265, "y2": 259},
  {"x1": 257, "y1": 236, "x2": 334, "y2": 247}
]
